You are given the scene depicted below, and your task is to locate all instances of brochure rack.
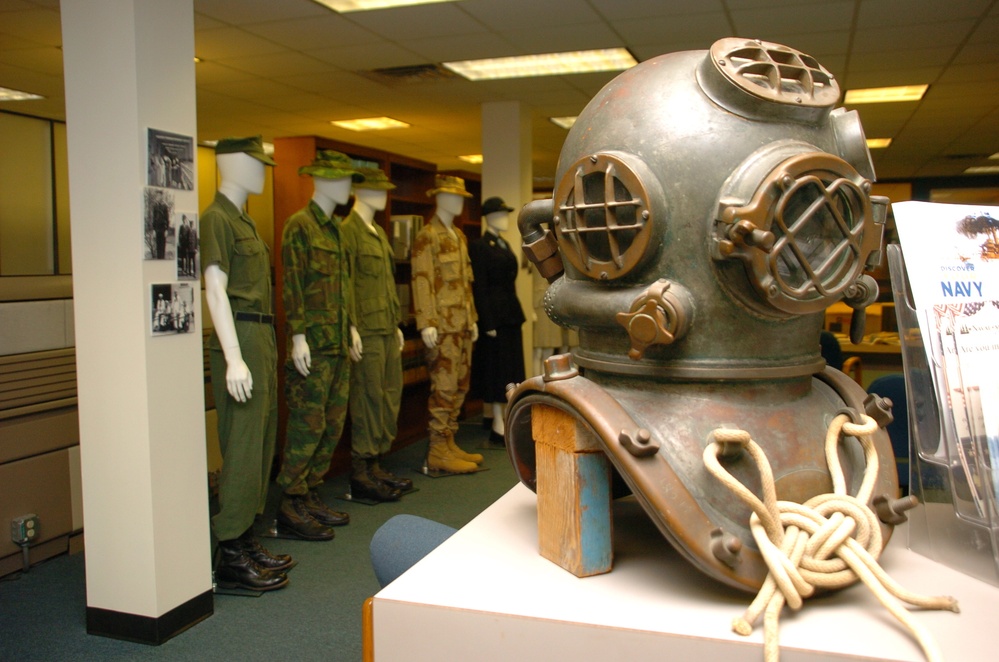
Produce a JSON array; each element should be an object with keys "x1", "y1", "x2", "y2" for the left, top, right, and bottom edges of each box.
[{"x1": 886, "y1": 244, "x2": 999, "y2": 586}]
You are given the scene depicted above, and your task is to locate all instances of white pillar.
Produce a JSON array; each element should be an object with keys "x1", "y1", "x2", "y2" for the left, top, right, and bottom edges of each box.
[
  {"x1": 61, "y1": 0, "x2": 212, "y2": 643},
  {"x1": 481, "y1": 101, "x2": 534, "y2": 377}
]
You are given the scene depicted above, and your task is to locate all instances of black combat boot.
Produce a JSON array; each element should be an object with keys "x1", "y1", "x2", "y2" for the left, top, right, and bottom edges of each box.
[
  {"x1": 303, "y1": 490, "x2": 350, "y2": 526},
  {"x1": 238, "y1": 529, "x2": 296, "y2": 572},
  {"x1": 215, "y1": 539, "x2": 288, "y2": 591},
  {"x1": 350, "y1": 457, "x2": 402, "y2": 502},
  {"x1": 371, "y1": 456, "x2": 413, "y2": 492},
  {"x1": 277, "y1": 494, "x2": 335, "y2": 541}
]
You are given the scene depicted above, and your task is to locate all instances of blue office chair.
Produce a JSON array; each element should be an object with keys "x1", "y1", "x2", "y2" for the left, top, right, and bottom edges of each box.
[{"x1": 867, "y1": 374, "x2": 909, "y2": 494}]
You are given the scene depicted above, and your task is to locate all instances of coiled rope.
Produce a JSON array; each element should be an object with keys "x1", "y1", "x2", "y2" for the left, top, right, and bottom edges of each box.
[{"x1": 703, "y1": 414, "x2": 958, "y2": 662}]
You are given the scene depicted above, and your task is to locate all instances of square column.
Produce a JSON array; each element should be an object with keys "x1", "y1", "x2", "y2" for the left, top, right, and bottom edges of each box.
[{"x1": 61, "y1": 0, "x2": 212, "y2": 644}]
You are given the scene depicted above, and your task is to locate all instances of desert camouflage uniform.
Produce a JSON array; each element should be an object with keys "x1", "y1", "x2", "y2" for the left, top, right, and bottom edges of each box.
[
  {"x1": 278, "y1": 200, "x2": 352, "y2": 497},
  {"x1": 342, "y1": 210, "x2": 403, "y2": 458},
  {"x1": 411, "y1": 216, "x2": 478, "y2": 444}
]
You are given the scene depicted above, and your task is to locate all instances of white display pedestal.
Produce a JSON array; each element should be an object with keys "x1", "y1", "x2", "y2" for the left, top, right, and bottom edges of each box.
[{"x1": 371, "y1": 484, "x2": 996, "y2": 661}]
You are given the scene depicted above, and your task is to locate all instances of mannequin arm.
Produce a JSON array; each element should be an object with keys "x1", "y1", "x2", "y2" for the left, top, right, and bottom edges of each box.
[
  {"x1": 291, "y1": 334, "x2": 311, "y2": 376},
  {"x1": 204, "y1": 264, "x2": 252, "y2": 402},
  {"x1": 421, "y1": 326, "x2": 438, "y2": 349},
  {"x1": 349, "y1": 325, "x2": 364, "y2": 363}
]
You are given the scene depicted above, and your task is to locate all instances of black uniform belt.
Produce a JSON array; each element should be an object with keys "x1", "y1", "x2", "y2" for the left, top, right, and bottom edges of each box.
[{"x1": 234, "y1": 311, "x2": 274, "y2": 324}]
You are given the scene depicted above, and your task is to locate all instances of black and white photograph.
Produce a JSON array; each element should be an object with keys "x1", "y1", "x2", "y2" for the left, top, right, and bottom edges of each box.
[
  {"x1": 147, "y1": 128, "x2": 194, "y2": 190},
  {"x1": 151, "y1": 282, "x2": 196, "y2": 336},
  {"x1": 143, "y1": 186, "x2": 176, "y2": 261},
  {"x1": 175, "y1": 212, "x2": 199, "y2": 280}
]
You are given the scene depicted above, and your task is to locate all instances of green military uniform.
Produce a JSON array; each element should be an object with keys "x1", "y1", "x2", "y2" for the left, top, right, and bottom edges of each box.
[
  {"x1": 201, "y1": 191, "x2": 278, "y2": 542},
  {"x1": 342, "y1": 209, "x2": 403, "y2": 458},
  {"x1": 411, "y1": 214, "x2": 478, "y2": 447},
  {"x1": 279, "y1": 199, "x2": 352, "y2": 496}
]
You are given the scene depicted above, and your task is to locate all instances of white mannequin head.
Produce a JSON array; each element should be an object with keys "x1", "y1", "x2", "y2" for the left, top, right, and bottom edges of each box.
[
  {"x1": 436, "y1": 191, "x2": 465, "y2": 219},
  {"x1": 355, "y1": 187, "x2": 388, "y2": 212},
  {"x1": 312, "y1": 176, "x2": 353, "y2": 216},
  {"x1": 485, "y1": 210, "x2": 510, "y2": 234},
  {"x1": 217, "y1": 151, "x2": 266, "y2": 196}
]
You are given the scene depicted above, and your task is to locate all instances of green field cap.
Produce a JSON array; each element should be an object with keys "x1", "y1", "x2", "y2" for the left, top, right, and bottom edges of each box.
[
  {"x1": 215, "y1": 135, "x2": 276, "y2": 166},
  {"x1": 299, "y1": 150, "x2": 364, "y2": 181}
]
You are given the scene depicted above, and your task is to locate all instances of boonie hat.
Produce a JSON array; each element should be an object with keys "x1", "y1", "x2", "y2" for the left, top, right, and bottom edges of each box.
[
  {"x1": 299, "y1": 150, "x2": 364, "y2": 182},
  {"x1": 354, "y1": 166, "x2": 396, "y2": 191},
  {"x1": 482, "y1": 196, "x2": 514, "y2": 216},
  {"x1": 426, "y1": 174, "x2": 473, "y2": 198},
  {"x1": 215, "y1": 135, "x2": 276, "y2": 166}
]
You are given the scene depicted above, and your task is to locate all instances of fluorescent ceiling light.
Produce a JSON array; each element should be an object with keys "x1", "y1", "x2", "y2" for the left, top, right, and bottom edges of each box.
[
  {"x1": 866, "y1": 138, "x2": 892, "y2": 149},
  {"x1": 443, "y1": 48, "x2": 636, "y2": 81},
  {"x1": 331, "y1": 117, "x2": 409, "y2": 131},
  {"x1": 964, "y1": 165, "x2": 999, "y2": 174},
  {"x1": 312, "y1": 0, "x2": 458, "y2": 12},
  {"x1": 844, "y1": 85, "x2": 928, "y2": 104},
  {"x1": 0, "y1": 86, "x2": 44, "y2": 101},
  {"x1": 458, "y1": 154, "x2": 482, "y2": 164},
  {"x1": 550, "y1": 116, "x2": 577, "y2": 130}
]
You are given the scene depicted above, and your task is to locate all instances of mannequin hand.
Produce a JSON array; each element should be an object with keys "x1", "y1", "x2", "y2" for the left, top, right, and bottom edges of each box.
[
  {"x1": 396, "y1": 328, "x2": 405, "y2": 352},
  {"x1": 421, "y1": 326, "x2": 438, "y2": 349},
  {"x1": 349, "y1": 326, "x2": 363, "y2": 363},
  {"x1": 226, "y1": 359, "x2": 253, "y2": 403},
  {"x1": 291, "y1": 334, "x2": 311, "y2": 377},
  {"x1": 486, "y1": 329, "x2": 497, "y2": 338},
  {"x1": 471, "y1": 323, "x2": 479, "y2": 343}
]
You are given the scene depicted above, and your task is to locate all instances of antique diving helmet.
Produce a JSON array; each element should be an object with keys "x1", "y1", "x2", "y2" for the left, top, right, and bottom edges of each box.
[{"x1": 508, "y1": 38, "x2": 903, "y2": 592}]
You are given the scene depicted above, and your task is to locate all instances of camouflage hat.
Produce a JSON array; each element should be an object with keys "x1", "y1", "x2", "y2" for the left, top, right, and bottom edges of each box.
[
  {"x1": 215, "y1": 135, "x2": 277, "y2": 166},
  {"x1": 426, "y1": 174, "x2": 473, "y2": 198},
  {"x1": 299, "y1": 150, "x2": 363, "y2": 181},
  {"x1": 354, "y1": 166, "x2": 396, "y2": 191}
]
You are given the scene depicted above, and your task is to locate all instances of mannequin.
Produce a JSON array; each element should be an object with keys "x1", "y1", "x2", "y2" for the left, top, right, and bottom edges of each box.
[
  {"x1": 411, "y1": 175, "x2": 481, "y2": 474},
  {"x1": 202, "y1": 136, "x2": 290, "y2": 592},
  {"x1": 342, "y1": 167, "x2": 411, "y2": 501},
  {"x1": 277, "y1": 150, "x2": 361, "y2": 540},
  {"x1": 469, "y1": 197, "x2": 526, "y2": 445}
]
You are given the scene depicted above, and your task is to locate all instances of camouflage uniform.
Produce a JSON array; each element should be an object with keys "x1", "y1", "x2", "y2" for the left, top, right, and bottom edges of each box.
[
  {"x1": 278, "y1": 200, "x2": 352, "y2": 496},
  {"x1": 411, "y1": 215, "x2": 478, "y2": 445},
  {"x1": 201, "y1": 191, "x2": 278, "y2": 542},
  {"x1": 342, "y1": 210, "x2": 402, "y2": 458}
]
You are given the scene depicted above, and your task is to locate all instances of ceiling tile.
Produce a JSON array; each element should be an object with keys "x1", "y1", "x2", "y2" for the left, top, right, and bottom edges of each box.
[
  {"x1": 307, "y1": 42, "x2": 426, "y2": 71},
  {"x1": 730, "y1": 1, "x2": 854, "y2": 35},
  {"x1": 857, "y1": 0, "x2": 993, "y2": 27},
  {"x1": 610, "y1": 12, "x2": 732, "y2": 47},
  {"x1": 851, "y1": 22, "x2": 976, "y2": 53},
  {"x1": 458, "y1": 0, "x2": 600, "y2": 29},
  {"x1": 214, "y1": 51, "x2": 336, "y2": 79},
  {"x1": 240, "y1": 14, "x2": 377, "y2": 51},
  {"x1": 195, "y1": 27, "x2": 289, "y2": 60},
  {"x1": 343, "y1": 3, "x2": 485, "y2": 41},
  {"x1": 400, "y1": 32, "x2": 517, "y2": 62},
  {"x1": 497, "y1": 22, "x2": 622, "y2": 55},
  {"x1": 194, "y1": 0, "x2": 326, "y2": 26}
]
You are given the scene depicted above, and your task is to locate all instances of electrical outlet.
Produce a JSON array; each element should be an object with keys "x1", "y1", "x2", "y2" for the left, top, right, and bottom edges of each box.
[{"x1": 11, "y1": 514, "x2": 40, "y2": 545}]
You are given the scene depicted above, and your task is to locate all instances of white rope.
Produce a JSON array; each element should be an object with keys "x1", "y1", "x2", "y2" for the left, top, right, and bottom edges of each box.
[{"x1": 703, "y1": 414, "x2": 958, "y2": 662}]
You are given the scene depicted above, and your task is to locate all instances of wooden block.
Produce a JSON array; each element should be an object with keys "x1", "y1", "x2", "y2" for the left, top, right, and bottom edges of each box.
[{"x1": 534, "y1": 404, "x2": 612, "y2": 577}]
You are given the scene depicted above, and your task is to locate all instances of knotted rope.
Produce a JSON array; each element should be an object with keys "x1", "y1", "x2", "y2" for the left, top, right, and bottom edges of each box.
[{"x1": 703, "y1": 414, "x2": 958, "y2": 662}]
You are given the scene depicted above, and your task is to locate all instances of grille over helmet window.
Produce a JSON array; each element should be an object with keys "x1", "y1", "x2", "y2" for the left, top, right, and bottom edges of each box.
[
  {"x1": 715, "y1": 153, "x2": 877, "y2": 315},
  {"x1": 554, "y1": 152, "x2": 654, "y2": 281}
]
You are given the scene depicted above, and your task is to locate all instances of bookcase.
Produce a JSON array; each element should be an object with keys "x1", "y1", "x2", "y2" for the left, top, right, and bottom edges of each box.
[{"x1": 272, "y1": 136, "x2": 481, "y2": 473}]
